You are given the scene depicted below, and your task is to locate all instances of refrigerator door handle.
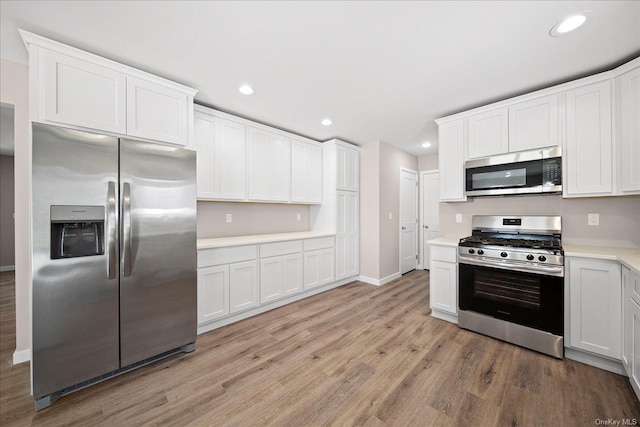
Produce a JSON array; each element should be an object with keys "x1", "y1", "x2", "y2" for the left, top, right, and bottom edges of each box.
[
  {"x1": 122, "y1": 182, "x2": 132, "y2": 277},
  {"x1": 106, "y1": 181, "x2": 117, "y2": 279}
]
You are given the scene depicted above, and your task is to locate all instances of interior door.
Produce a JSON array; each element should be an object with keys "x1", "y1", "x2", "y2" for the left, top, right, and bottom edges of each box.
[
  {"x1": 400, "y1": 169, "x2": 418, "y2": 274},
  {"x1": 119, "y1": 139, "x2": 197, "y2": 367},
  {"x1": 422, "y1": 172, "x2": 440, "y2": 269}
]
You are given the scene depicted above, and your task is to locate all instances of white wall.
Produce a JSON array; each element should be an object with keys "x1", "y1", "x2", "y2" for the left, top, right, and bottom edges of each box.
[
  {"x1": 359, "y1": 141, "x2": 381, "y2": 279},
  {"x1": 418, "y1": 154, "x2": 438, "y2": 171},
  {"x1": 0, "y1": 59, "x2": 30, "y2": 362}
]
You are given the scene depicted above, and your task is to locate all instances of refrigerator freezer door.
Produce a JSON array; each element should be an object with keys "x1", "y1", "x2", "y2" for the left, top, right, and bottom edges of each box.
[
  {"x1": 119, "y1": 139, "x2": 197, "y2": 366},
  {"x1": 32, "y1": 124, "x2": 120, "y2": 398}
]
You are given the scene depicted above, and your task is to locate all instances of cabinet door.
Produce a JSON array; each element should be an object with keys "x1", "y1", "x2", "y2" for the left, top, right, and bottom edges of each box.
[
  {"x1": 623, "y1": 266, "x2": 633, "y2": 374},
  {"x1": 42, "y1": 50, "x2": 127, "y2": 134},
  {"x1": 194, "y1": 113, "x2": 219, "y2": 199},
  {"x1": 335, "y1": 191, "x2": 359, "y2": 280},
  {"x1": 619, "y1": 67, "x2": 640, "y2": 193},
  {"x1": 438, "y1": 119, "x2": 466, "y2": 201},
  {"x1": 307, "y1": 145, "x2": 322, "y2": 203},
  {"x1": 197, "y1": 265, "x2": 229, "y2": 324},
  {"x1": 467, "y1": 108, "x2": 508, "y2": 159},
  {"x1": 247, "y1": 127, "x2": 273, "y2": 201},
  {"x1": 336, "y1": 145, "x2": 359, "y2": 191},
  {"x1": 508, "y1": 94, "x2": 559, "y2": 152},
  {"x1": 304, "y1": 248, "x2": 335, "y2": 290},
  {"x1": 291, "y1": 141, "x2": 322, "y2": 203},
  {"x1": 429, "y1": 260, "x2": 457, "y2": 315},
  {"x1": 282, "y1": 253, "x2": 303, "y2": 296},
  {"x1": 569, "y1": 259, "x2": 621, "y2": 358},
  {"x1": 230, "y1": 260, "x2": 258, "y2": 313},
  {"x1": 272, "y1": 135, "x2": 292, "y2": 201},
  {"x1": 260, "y1": 256, "x2": 283, "y2": 304},
  {"x1": 219, "y1": 119, "x2": 247, "y2": 200},
  {"x1": 629, "y1": 297, "x2": 640, "y2": 399},
  {"x1": 565, "y1": 81, "x2": 613, "y2": 196},
  {"x1": 126, "y1": 76, "x2": 188, "y2": 145}
]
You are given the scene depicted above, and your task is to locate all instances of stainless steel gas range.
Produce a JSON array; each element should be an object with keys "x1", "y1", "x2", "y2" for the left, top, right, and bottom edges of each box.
[{"x1": 457, "y1": 215, "x2": 564, "y2": 358}]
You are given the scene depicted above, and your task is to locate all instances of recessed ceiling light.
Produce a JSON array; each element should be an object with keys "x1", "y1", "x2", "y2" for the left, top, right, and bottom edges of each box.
[
  {"x1": 238, "y1": 85, "x2": 254, "y2": 95},
  {"x1": 550, "y1": 11, "x2": 592, "y2": 37},
  {"x1": 321, "y1": 118, "x2": 332, "y2": 126},
  {"x1": 421, "y1": 142, "x2": 431, "y2": 148}
]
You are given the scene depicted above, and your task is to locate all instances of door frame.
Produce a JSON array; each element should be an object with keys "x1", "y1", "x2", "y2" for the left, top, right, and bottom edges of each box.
[
  {"x1": 419, "y1": 169, "x2": 439, "y2": 270},
  {"x1": 399, "y1": 167, "x2": 418, "y2": 275}
]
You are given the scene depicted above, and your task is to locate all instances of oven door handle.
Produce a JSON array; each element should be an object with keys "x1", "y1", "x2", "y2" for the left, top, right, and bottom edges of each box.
[{"x1": 458, "y1": 254, "x2": 564, "y2": 278}]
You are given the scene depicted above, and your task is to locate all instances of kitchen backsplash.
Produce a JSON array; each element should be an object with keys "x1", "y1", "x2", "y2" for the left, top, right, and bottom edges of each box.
[
  {"x1": 197, "y1": 201, "x2": 311, "y2": 238},
  {"x1": 440, "y1": 195, "x2": 640, "y2": 248}
]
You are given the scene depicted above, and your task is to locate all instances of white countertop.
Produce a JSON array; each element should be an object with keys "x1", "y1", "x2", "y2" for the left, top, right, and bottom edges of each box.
[
  {"x1": 427, "y1": 236, "x2": 462, "y2": 247},
  {"x1": 564, "y1": 244, "x2": 640, "y2": 276},
  {"x1": 198, "y1": 231, "x2": 336, "y2": 249}
]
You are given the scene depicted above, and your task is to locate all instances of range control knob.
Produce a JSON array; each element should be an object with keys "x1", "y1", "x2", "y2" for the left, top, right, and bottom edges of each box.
[
  {"x1": 538, "y1": 255, "x2": 547, "y2": 262},
  {"x1": 500, "y1": 252, "x2": 508, "y2": 258},
  {"x1": 477, "y1": 249, "x2": 484, "y2": 255},
  {"x1": 526, "y1": 254, "x2": 535, "y2": 261},
  {"x1": 468, "y1": 249, "x2": 475, "y2": 254}
]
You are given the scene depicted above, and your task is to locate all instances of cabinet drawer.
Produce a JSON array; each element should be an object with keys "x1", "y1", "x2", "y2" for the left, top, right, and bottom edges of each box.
[
  {"x1": 430, "y1": 245, "x2": 457, "y2": 263},
  {"x1": 198, "y1": 245, "x2": 257, "y2": 267},
  {"x1": 260, "y1": 240, "x2": 302, "y2": 258},
  {"x1": 304, "y1": 236, "x2": 335, "y2": 251}
]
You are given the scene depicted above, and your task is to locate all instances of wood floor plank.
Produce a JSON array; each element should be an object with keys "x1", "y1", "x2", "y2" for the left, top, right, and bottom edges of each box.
[{"x1": 1, "y1": 270, "x2": 639, "y2": 426}]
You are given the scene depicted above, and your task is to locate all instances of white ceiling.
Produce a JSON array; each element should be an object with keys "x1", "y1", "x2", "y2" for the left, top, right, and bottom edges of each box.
[{"x1": 1, "y1": 1, "x2": 639, "y2": 156}]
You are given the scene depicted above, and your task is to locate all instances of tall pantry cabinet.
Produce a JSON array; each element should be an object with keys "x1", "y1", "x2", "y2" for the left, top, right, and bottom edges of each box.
[{"x1": 311, "y1": 140, "x2": 360, "y2": 281}]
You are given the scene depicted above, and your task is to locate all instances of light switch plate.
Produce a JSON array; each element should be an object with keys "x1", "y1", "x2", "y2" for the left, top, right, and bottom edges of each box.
[
  {"x1": 456, "y1": 214, "x2": 463, "y2": 223},
  {"x1": 226, "y1": 213, "x2": 232, "y2": 223},
  {"x1": 588, "y1": 213, "x2": 599, "y2": 226},
  {"x1": 389, "y1": 212, "x2": 392, "y2": 220},
  {"x1": 296, "y1": 213, "x2": 301, "y2": 221}
]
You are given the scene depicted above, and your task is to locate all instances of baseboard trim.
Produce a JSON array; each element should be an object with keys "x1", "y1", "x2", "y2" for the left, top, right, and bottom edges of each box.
[
  {"x1": 13, "y1": 348, "x2": 30, "y2": 364},
  {"x1": 430, "y1": 309, "x2": 458, "y2": 324},
  {"x1": 0, "y1": 265, "x2": 15, "y2": 272},
  {"x1": 358, "y1": 272, "x2": 402, "y2": 287},
  {"x1": 565, "y1": 347, "x2": 626, "y2": 375}
]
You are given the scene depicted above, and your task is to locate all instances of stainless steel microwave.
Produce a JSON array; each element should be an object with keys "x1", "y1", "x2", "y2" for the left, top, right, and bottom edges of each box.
[{"x1": 465, "y1": 147, "x2": 562, "y2": 197}]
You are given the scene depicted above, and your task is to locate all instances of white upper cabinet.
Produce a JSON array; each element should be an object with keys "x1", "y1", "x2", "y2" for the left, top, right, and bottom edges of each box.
[
  {"x1": 291, "y1": 140, "x2": 322, "y2": 204},
  {"x1": 126, "y1": 76, "x2": 189, "y2": 146},
  {"x1": 565, "y1": 81, "x2": 613, "y2": 196},
  {"x1": 618, "y1": 66, "x2": 640, "y2": 193},
  {"x1": 508, "y1": 94, "x2": 559, "y2": 152},
  {"x1": 193, "y1": 112, "x2": 219, "y2": 199},
  {"x1": 42, "y1": 50, "x2": 127, "y2": 134},
  {"x1": 336, "y1": 144, "x2": 359, "y2": 192},
  {"x1": 218, "y1": 119, "x2": 247, "y2": 200},
  {"x1": 22, "y1": 30, "x2": 197, "y2": 146},
  {"x1": 438, "y1": 119, "x2": 466, "y2": 201},
  {"x1": 247, "y1": 127, "x2": 291, "y2": 202},
  {"x1": 467, "y1": 108, "x2": 508, "y2": 159}
]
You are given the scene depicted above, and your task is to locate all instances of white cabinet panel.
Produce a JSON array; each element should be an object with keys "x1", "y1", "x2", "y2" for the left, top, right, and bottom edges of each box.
[
  {"x1": 291, "y1": 141, "x2": 322, "y2": 204},
  {"x1": 260, "y1": 256, "x2": 283, "y2": 304},
  {"x1": 282, "y1": 253, "x2": 303, "y2": 296},
  {"x1": 218, "y1": 119, "x2": 247, "y2": 200},
  {"x1": 194, "y1": 113, "x2": 219, "y2": 199},
  {"x1": 565, "y1": 81, "x2": 613, "y2": 196},
  {"x1": 467, "y1": 108, "x2": 508, "y2": 159},
  {"x1": 336, "y1": 190, "x2": 359, "y2": 280},
  {"x1": 247, "y1": 127, "x2": 291, "y2": 201},
  {"x1": 629, "y1": 297, "x2": 640, "y2": 399},
  {"x1": 336, "y1": 145, "x2": 359, "y2": 191},
  {"x1": 126, "y1": 76, "x2": 188, "y2": 145},
  {"x1": 569, "y1": 259, "x2": 621, "y2": 358},
  {"x1": 619, "y1": 67, "x2": 640, "y2": 193},
  {"x1": 508, "y1": 94, "x2": 559, "y2": 152},
  {"x1": 438, "y1": 119, "x2": 466, "y2": 201},
  {"x1": 624, "y1": 266, "x2": 634, "y2": 374},
  {"x1": 304, "y1": 248, "x2": 335, "y2": 290},
  {"x1": 197, "y1": 265, "x2": 229, "y2": 324},
  {"x1": 430, "y1": 259, "x2": 457, "y2": 315},
  {"x1": 42, "y1": 50, "x2": 127, "y2": 134},
  {"x1": 229, "y1": 260, "x2": 258, "y2": 313}
]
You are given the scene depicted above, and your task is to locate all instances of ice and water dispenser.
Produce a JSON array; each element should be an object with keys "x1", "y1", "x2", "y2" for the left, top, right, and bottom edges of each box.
[{"x1": 50, "y1": 205, "x2": 105, "y2": 259}]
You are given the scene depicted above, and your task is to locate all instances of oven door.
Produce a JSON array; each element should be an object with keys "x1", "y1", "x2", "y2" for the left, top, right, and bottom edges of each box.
[{"x1": 458, "y1": 261, "x2": 563, "y2": 336}]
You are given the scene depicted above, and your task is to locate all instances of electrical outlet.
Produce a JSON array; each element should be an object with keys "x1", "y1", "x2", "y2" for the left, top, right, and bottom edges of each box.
[
  {"x1": 296, "y1": 213, "x2": 301, "y2": 221},
  {"x1": 588, "y1": 213, "x2": 599, "y2": 226},
  {"x1": 456, "y1": 214, "x2": 463, "y2": 223},
  {"x1": 226, "y1": 213, "x2": 232, "y2": 223},
  {"x1": 389, "y1": 212, "x2": 393, "y2": 220}
]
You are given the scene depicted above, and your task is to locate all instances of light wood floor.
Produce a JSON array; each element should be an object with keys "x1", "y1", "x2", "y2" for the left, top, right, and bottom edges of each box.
[{"x1": 1, "y1": 269, "x2": 639, "y2": 426}]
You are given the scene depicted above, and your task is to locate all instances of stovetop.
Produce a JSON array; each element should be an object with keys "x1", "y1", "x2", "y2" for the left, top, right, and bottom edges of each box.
[{"x1": 459, "y1": 235, "x2": 562, "y2": 251}]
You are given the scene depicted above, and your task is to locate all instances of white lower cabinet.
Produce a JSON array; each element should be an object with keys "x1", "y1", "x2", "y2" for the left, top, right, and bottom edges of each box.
[
  {"x1": 282, "y1": 253, "x2": 304, "y2": 296},
  {"x1": 304, "y1": 248, "x2": 335, "y2": 290},
  {"x1": 229, "y1": 260, "x2": 259, "y2": 314},
  {"x1": 568, "y1": 258, "x2": 621, "y2": 359},
  {"x1": 197, "y1": 265, "x2": 229, "y2": 324},
  {"x1": 335, "y1": 190, "x2": 359, "y2": 281},
  {"x1": 428, "y1": 244, "x2": 458, "y2": 317},
  {"x1": 623, "y1": 266, "x2": 640, "y2": 400},
  {"x1": 627, "y1": 297, "x2": 640, "y2": 398},
  {"x1": 260, "y1": 253, "x2": 303, "y2": 304}
]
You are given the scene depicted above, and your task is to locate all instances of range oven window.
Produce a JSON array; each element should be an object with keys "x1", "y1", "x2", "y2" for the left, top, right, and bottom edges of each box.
[{"x1": 473, "y1": 269, "x2": 540, "y2": 310}]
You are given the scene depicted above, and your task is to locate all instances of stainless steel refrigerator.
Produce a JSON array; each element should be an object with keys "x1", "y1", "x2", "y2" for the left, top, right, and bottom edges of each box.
[{"x1": 32, "y1": 123, "x2": 197, "y2": 409}]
